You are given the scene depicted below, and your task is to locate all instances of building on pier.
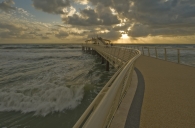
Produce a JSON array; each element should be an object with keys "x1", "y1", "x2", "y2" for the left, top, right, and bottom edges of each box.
[{"x1": 85, "y1": 36, "x2": 112, "y2": 46}]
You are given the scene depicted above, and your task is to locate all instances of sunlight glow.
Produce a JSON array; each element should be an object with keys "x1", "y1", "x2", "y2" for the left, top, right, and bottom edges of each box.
[{"x1": 121, "y1": 34, "x2": 129, "y2": 39}]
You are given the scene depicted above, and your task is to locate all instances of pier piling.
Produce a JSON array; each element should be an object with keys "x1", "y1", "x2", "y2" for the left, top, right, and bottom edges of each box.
[
  {"x1": 102, "y1": 57, "x2": 105, "y2": 64},
  {"x1": 106, "y1": 60, "x2": 109, "y2": 71}
]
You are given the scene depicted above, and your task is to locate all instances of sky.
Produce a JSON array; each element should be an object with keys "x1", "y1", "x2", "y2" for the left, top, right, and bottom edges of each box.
[{"x1": 0, "y1": 0, "x2": 195, "y2": 44}]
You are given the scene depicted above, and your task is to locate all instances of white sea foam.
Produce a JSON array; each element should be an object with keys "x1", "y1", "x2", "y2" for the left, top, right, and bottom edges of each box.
[
  {"x1": 0, "y1": 47, "x2": 95, "y2": 116},
  {"x1": 0, "y1": 82, "x2": 84, "y2": 116}
]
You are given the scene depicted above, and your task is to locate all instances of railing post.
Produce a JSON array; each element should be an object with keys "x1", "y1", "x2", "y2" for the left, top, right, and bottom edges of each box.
[
  {"x1": 155, "y1": 47, "x2": 158, "y2": 58},
  {"x1": 148, "y1": 47, "x2": 150, "y2": 57},
  {"x1": 177, "y1": 49, "x2": 180, "y2": 64},
  {"x1": 164, "y1": 48, "x2": 167, "y2": 61}
]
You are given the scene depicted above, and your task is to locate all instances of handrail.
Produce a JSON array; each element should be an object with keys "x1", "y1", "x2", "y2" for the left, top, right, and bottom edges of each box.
[
  {"x1": 129, "y1": 46, "x2": 195, "y2": 50},
  {"x1": 74, "y1": 45, "x2": 141, "y2": 128},
  {"x1": 130, "y1": 46, "x2": 195, "y2": 66}
]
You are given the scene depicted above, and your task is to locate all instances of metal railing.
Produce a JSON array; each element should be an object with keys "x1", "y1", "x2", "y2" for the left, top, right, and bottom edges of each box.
[
  {"x1": 83, "y1": 45, "x2": 139, "y2": 68},
  {"x1": 74, "y1": 45, "x2": 141, "y2": 128},
  {"x1": 130, "y1": 46, "x2": 195, "y2": 67}
]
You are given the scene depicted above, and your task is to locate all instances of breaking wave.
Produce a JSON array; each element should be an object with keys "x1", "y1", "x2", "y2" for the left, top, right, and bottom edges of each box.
[
  {"x1": 0, "y1": 83, "x2": 84, "y2": 116},
  {"x1": 0, "y1": 45, "x2": 100, "y2": 116}
]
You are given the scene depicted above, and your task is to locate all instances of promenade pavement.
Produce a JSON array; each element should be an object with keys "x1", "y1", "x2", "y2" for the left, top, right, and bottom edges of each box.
[{"x1": 135, "y1": 55, "x2": 195, "y2": 128}]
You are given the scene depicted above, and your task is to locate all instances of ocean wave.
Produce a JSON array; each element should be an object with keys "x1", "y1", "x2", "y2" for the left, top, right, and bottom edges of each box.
[
  {"x1": 0, "y1": 83, "x2": 84, "y2": 116},
  {"x1": 0, "y1": 48, "x2": 96, "y2": 116},
  {"x1": 0, "y1": 44, "x2": 116, "y2": 120}
]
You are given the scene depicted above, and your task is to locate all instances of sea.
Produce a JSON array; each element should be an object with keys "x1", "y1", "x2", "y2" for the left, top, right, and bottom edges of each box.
[
  {"x1": 0, "y1": 44, "x2": 195, "y2": 128},
  {"x1": 0, "y1": 44, "x2": 116, "y2": 128}
]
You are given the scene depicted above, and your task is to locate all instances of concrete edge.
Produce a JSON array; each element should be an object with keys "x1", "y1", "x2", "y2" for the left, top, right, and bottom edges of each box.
[{"x1": 110, "y1": 70, "x2": 138, "y2": 128}]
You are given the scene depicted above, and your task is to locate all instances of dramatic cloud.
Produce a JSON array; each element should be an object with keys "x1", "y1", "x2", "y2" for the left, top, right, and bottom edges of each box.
[
  {"x1": 88, "y1": 0, "x2": 131, "y2": 15},
  {"x1": 1, "y1": 0, "x2": 195, "y2": 43},
  {"x1": 28, "y1": 0, "x2": 195, "y2": 41},
  {"x1": 0, "y1": 0, "x2": 16, "y2": 12},
  {"x1": 99, "y1": 0, "x2": 194, "y2": 39},
  {"x1": 84, "y1": 0, "x2": 195, "y2": 38},
  {"x1": 31, "y1": 0, "x2": 70, "y2": 14},
  {"x1": 62, "y1": 4, "x2": 120, "y2": 26}
]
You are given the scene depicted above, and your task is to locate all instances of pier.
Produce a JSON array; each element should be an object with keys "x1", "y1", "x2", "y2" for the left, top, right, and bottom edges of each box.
[{"x1": 74, "y1": 37, "x2": 195, "y2": 128}]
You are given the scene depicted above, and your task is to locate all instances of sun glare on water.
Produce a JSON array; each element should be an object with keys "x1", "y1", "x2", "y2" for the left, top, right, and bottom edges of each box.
[{"x1": 121, "y1": 34, "x2": 129, "y2": 39}]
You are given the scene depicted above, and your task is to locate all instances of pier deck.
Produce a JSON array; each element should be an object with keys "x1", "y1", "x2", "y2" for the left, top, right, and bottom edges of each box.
[
  {"x1": 77, "y1": 44, "x2": 195, "y2": 128},
  {"x1": 128, "y1": 55, "x2": 195, "y2": 127}
]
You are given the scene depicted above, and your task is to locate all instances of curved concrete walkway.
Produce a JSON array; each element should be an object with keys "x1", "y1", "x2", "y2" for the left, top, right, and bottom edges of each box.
[
  {"x1": 110, "y1": 70, "x2": 139, "y2": 128},
  {"x1": 124, "y1": 68, "x2": 145, "y2": 128},
  {"x1": 136, "y1": 55, "x2": 195, "y2": 128},
  {"x1": 110, "y1": 68, "x2": 145, "y2": 128}
]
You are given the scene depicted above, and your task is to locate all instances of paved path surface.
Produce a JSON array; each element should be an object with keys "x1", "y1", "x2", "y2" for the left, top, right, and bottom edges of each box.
[{"x1": 135, "y1": 55, "x2": 195, "y2": 128}]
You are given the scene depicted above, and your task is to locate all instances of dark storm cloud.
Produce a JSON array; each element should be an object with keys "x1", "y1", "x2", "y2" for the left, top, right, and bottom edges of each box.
[
  {"x1": 121, "y1": 0, "x2": 195, "y2": 38},
  {"x1": 0, "y1": 0, "x2": 16, "y2": 12},
  {"x1": 89, "y1": 0, "x2": 112, "y2": 7},
  {"x1": 88, "y1": 0, "x2": 130, "y2": 14},
  {"x1": 63, "y1": 5, "x2": 120, "y2": 26},
  {"x1": 63, "y1": 9, "x2": 100, "y2": 26},
  {"x1": 126, "y1": 0, "x2": 195, "y2": 27},
  {"x1": 31, "y1": 0, "x2": 70, "y2": 14}
]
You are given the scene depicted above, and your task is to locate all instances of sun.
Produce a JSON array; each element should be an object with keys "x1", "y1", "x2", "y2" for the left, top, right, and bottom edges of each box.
[{"x1": 121, "y1": 34, "x2": 129, "y2": 39}]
